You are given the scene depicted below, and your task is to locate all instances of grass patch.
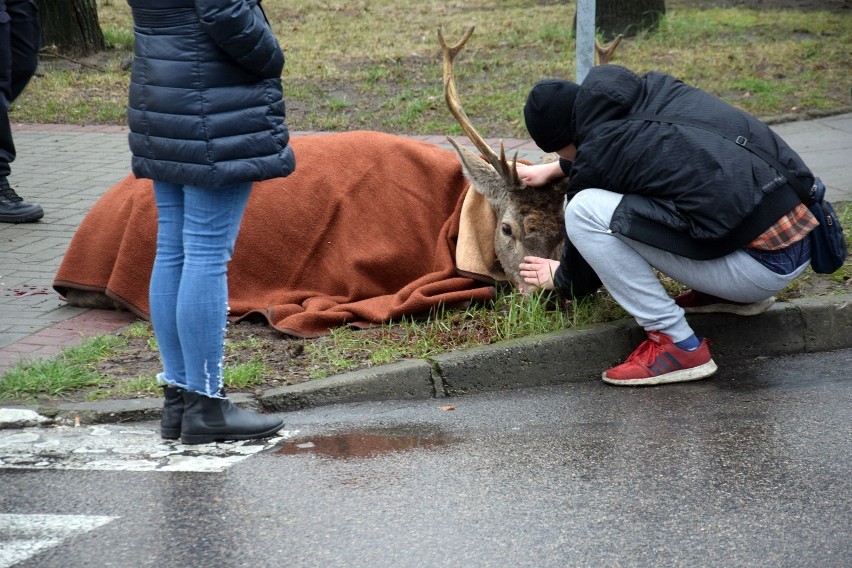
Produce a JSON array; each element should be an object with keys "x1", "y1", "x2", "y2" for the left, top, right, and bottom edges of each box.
[
  {"x1": 0, "y1": 335, "x2": 125, "y2": 401},
  {"x1": 301, "y1": 287, "x2": 627, "y2": 380},
  {"x1": 2, "y1": 231, "x2": 849, "y2": 402},
  {"x1": 84, "y1": 375, "x2": 159, "y2": 401},
  {"x1": 12, "y1": 1, "x2": 851, "y2": 133},
  {"x1": 1, "y1": 360, "x2": 102, "y2": 401},
  {"x1": 224, "y1": 358, "x2": 272, "y2": 389},
  {"x1": 0, "y1": 322, "x2": 276, "y2": 401},
  {"x1": 102, "y1": 26, "x2": 134, "y2": 50}
]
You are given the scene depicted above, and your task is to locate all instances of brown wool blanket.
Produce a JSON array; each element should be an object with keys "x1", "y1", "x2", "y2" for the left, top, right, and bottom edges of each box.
[{"x1": 54, "y1": 131, "x2": 499, "y2": 338}]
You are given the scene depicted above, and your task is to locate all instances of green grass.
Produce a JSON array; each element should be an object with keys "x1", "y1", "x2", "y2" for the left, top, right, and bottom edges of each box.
[
  {"x1": 0, "y1": 284, "x2": 628, "y2": 398},
  {"x1": 301, "y1": 287, "x2": 628, "y2": 380},
  {"x1": 84, "y1": 375, "x2": 159, "y2": 401},
  {"x1": 12, "y1": 1, "x2": 851, "y2": 133},
  {"x1": 1, "y1": 322, "x2": 276, "y2": 400},
  {"x1": 0, "y1": 335, "x2": 125, "y2": 400},
  {"x1": 101, "y1": 26, "x2": 134, "y2": 50},
  {"x1": 224, "y1": 358, "x2": 272, "y2": 389}
]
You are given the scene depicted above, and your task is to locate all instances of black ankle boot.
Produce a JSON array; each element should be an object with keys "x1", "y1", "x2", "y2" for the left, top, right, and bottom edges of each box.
[
  {"x1": 180, "y1": 391, "x2": 285, "y2": 445},
  {"x1": 0, "y1": 181, "x2": 44, "y2": 224},
  {"x1": 160, "y1": 386, "x2": 185, "y2": 440}
]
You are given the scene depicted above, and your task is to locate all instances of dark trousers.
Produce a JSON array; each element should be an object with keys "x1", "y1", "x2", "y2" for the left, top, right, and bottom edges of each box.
[{"x1": 0, "y1": 0, "x2": 41, "y2": 179}]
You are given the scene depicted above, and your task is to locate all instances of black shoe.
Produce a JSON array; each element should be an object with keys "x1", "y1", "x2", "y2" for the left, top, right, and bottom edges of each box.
[
  {"x1": 0, "y1": 183, "x2": 44, "y2": 223},
  {"x1": 180, "y1": 391, "x2": 285, "y2": 445},
  {"x1": 160, "y1": 386, "x2": 184, "y2": 440}
]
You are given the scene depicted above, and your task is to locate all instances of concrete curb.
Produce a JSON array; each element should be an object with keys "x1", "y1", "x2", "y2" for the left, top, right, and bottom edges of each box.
[
  {"x1": 267, "y1": 292, "x2": 852, "y2": 404},
  {"x1": 9, "y1": 293, "x2": 846, "y2": 427}
]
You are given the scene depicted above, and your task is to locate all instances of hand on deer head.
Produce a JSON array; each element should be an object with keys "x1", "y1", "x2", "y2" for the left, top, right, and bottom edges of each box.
[
  {"x1": 440, "y1": 26, "x2": 568, "y2": 288},
  {"x1": 517, "y1": 161, "x2": 566, "y2": 188}
]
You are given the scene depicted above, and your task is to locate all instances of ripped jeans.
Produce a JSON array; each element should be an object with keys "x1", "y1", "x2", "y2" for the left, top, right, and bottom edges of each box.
[{"x1": 150, "y1": 180, "x2": 252, "y2": 397}]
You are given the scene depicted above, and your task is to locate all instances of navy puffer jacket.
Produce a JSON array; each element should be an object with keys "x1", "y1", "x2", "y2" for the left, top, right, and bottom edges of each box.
[
  {"x1": 565, "y1": 65, "x2": 812, "y2": 259},
  {"x1": 127, "y1": 0, "x2": 295, "y2": 187}
]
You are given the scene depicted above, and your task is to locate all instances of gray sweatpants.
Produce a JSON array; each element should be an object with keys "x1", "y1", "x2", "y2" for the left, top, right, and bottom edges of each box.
[{"x1": 564, "y1": 188, "x2": 809, "y2": 343}]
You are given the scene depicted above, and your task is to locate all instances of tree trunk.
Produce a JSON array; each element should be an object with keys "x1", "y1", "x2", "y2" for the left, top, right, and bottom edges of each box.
[
  {"x1": 591, "y1": 0, "x2": 666, "y2": 40},
  {"x1": 39, "y1": 0, "x2": 105, "y2": 55}
]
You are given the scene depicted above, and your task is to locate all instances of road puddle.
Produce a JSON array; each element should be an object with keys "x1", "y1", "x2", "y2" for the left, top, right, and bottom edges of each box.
[{"x1": 276, "y1": 426, "x2": 457, "y2": 460}]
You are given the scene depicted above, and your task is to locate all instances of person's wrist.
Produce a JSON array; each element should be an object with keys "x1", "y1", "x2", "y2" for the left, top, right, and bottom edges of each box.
[{"x1": 549, "y1": 161, "x2": 564, "y2": 180}]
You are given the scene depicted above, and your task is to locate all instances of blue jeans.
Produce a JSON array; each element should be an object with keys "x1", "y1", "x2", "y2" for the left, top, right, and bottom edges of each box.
[{"x1": 150, "y1": 181, "x2": 252, "y2": 397}]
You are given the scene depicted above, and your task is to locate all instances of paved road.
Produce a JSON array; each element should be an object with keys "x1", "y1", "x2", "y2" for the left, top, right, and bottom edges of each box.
[{"x1": 2, "y1": 348, "x2": 849, "y2": 567}]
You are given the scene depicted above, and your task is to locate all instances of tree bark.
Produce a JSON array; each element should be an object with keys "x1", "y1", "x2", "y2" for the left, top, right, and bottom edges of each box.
[
  {"x1": 39, "y1": 0, "x2": 105, "y2": 55},
  {"x1": 588, "y1": 0, "x2": 667, "y2": 40}
]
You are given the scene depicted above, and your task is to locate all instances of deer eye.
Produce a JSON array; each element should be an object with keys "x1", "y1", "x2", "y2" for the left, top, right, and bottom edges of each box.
[{"x1": 501, "y1": 223, "x2": 513, "y2": 237}]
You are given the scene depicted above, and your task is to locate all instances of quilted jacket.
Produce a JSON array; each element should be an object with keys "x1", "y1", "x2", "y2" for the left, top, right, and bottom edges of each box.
[{"x1": 126, "y1": 0, "x2": 295, "y2": 187}]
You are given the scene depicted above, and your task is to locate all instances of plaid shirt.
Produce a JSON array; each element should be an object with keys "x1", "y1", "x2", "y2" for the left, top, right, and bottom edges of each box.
[{"x1": 747, "y1": 203, "x2": 819, "y2": 250}]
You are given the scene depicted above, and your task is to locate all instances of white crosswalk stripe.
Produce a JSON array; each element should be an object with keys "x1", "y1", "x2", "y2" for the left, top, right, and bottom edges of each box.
[
  {"x1": 0, "y1": 423, "x2": 296, "y2": 473},
  {"x1": 0, "y1": 514, "x2": 116, "y2": 568}
]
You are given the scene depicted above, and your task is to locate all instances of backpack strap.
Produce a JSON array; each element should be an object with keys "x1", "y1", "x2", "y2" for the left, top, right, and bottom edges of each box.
[{"x1": 624, "y1": 113, "x2": 816, "y2": 204}]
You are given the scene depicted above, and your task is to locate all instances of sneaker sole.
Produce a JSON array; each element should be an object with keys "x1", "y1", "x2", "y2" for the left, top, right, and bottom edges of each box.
[
  {"x1": 602, "y1": 359, "x2": 718, "y2": 386},
  {"x1": 682, "y1": 296, "x2": 775, "y2": 316}
]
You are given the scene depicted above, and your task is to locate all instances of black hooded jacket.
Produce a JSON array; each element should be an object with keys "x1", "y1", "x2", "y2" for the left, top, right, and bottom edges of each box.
[{"x1": 553, "y1": 65, "x2": 813, "y2": 296}]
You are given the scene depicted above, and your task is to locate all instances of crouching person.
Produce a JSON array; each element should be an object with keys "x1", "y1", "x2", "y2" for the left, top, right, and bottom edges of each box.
[{"x1": 517, "y1": 65, "x2": 819, "y2": 386}]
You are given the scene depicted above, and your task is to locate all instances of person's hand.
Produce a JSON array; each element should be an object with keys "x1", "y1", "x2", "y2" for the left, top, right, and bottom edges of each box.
[
  {"x1": 518, "y1": 256, "x2": 560, "y2": 292},
  {"x1": 517, "y1": 163, "x2": 560, "y2": 187},
  {"x1": 517, "y1": 162, "x2": 564, "y2": 188}
]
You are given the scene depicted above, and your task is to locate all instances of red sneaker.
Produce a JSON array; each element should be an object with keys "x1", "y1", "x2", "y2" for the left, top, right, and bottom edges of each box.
[
  {"x1": 674, "y1": 290, "x2": 775, "y2": 316},
  {"x1": 603, "y1": 331, "x2": 717, "y2": 386}
]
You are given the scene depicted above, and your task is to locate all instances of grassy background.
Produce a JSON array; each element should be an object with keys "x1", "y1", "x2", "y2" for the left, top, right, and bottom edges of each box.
[{"x1": 12, "y1": 0, "x2": 852, "y2": 136}]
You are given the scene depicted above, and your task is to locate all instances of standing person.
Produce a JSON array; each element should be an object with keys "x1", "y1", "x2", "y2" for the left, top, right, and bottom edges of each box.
[
  {"x1": 0, "y1": 0, "x2": 44, "y2": 223},
  {"x1": 127, "y1": 0, "x2": 296, "y2": 443},
  {"x1": 517, "y1": 65, "x2": 819, "y2": 386}
]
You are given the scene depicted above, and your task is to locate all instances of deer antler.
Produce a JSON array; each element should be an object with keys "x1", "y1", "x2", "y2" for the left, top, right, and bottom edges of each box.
[
  {"x1": 594, "y1": 34, "x2": 623, "y2": 65},
  {"x1": 438, "y1": 26, "x2": 521, "y2": 187}
]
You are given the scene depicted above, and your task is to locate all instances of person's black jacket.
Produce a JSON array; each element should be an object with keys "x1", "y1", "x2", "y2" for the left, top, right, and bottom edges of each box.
[
  {"x1": 127, "y1": 0, "x2": 295, "y2": 187},
  {"x1": 554, "y1": 65, "x2": 813, "y2": 297}
]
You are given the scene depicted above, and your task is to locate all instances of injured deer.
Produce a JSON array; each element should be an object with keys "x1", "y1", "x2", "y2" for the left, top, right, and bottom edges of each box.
[{"x1": 438, "y1": 26, "x2": 620, "y2": 289}]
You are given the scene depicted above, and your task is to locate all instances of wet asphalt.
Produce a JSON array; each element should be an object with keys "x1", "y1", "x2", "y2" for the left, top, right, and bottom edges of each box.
[{"x1": 2, "y1": 348, "x2": 849, "y2": 567}]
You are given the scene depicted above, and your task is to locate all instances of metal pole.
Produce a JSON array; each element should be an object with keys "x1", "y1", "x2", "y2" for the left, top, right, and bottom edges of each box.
[{"x1": 575, "y1": 0, "x2": 595, "y2": 83}]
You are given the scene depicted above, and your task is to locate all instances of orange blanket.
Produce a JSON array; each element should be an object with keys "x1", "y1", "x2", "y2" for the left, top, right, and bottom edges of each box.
[{"x1": 53, "y1": 131, "x2": 496, "y2": 337}]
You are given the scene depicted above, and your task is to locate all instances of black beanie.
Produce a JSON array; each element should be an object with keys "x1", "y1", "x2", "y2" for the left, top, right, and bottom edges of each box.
[{"x1": 523, "y1": 79, "x2": 580, "y2": 152}]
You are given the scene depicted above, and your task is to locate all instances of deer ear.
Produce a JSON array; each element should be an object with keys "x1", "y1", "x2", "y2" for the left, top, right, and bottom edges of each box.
[{"x1": 452, "y1": 144, "x2": 509, "y2": 203}]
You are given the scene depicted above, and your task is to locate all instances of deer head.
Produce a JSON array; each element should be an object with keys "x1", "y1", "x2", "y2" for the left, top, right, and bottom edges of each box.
[{"x1": 439, "y1": 27, "x2": 569, "y2": 287}]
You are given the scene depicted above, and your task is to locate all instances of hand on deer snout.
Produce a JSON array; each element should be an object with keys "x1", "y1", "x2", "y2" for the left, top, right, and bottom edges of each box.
[{"x1": 518, "y1": 256, "x2": 560, "y2": 293}]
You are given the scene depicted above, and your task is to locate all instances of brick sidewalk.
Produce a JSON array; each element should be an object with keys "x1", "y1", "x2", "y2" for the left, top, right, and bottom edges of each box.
[{"x1": 0, "y1": 310, "x2": 136, "y2": 371}]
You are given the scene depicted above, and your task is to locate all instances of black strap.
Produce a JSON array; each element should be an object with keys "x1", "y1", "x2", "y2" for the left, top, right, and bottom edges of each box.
[{"x1": 625, "y1": 113, "x2": 815, "y2": 204}]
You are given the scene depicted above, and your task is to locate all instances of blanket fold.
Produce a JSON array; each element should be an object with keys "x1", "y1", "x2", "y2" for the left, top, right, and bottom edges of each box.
[{"x1": 54, "y1": 131, "x2": 497, "y2": 337}]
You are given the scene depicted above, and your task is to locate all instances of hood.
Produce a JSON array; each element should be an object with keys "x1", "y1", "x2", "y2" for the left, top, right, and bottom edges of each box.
[{"x1": 573, "y1": 65, "x2": 642, "y2": 145}]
